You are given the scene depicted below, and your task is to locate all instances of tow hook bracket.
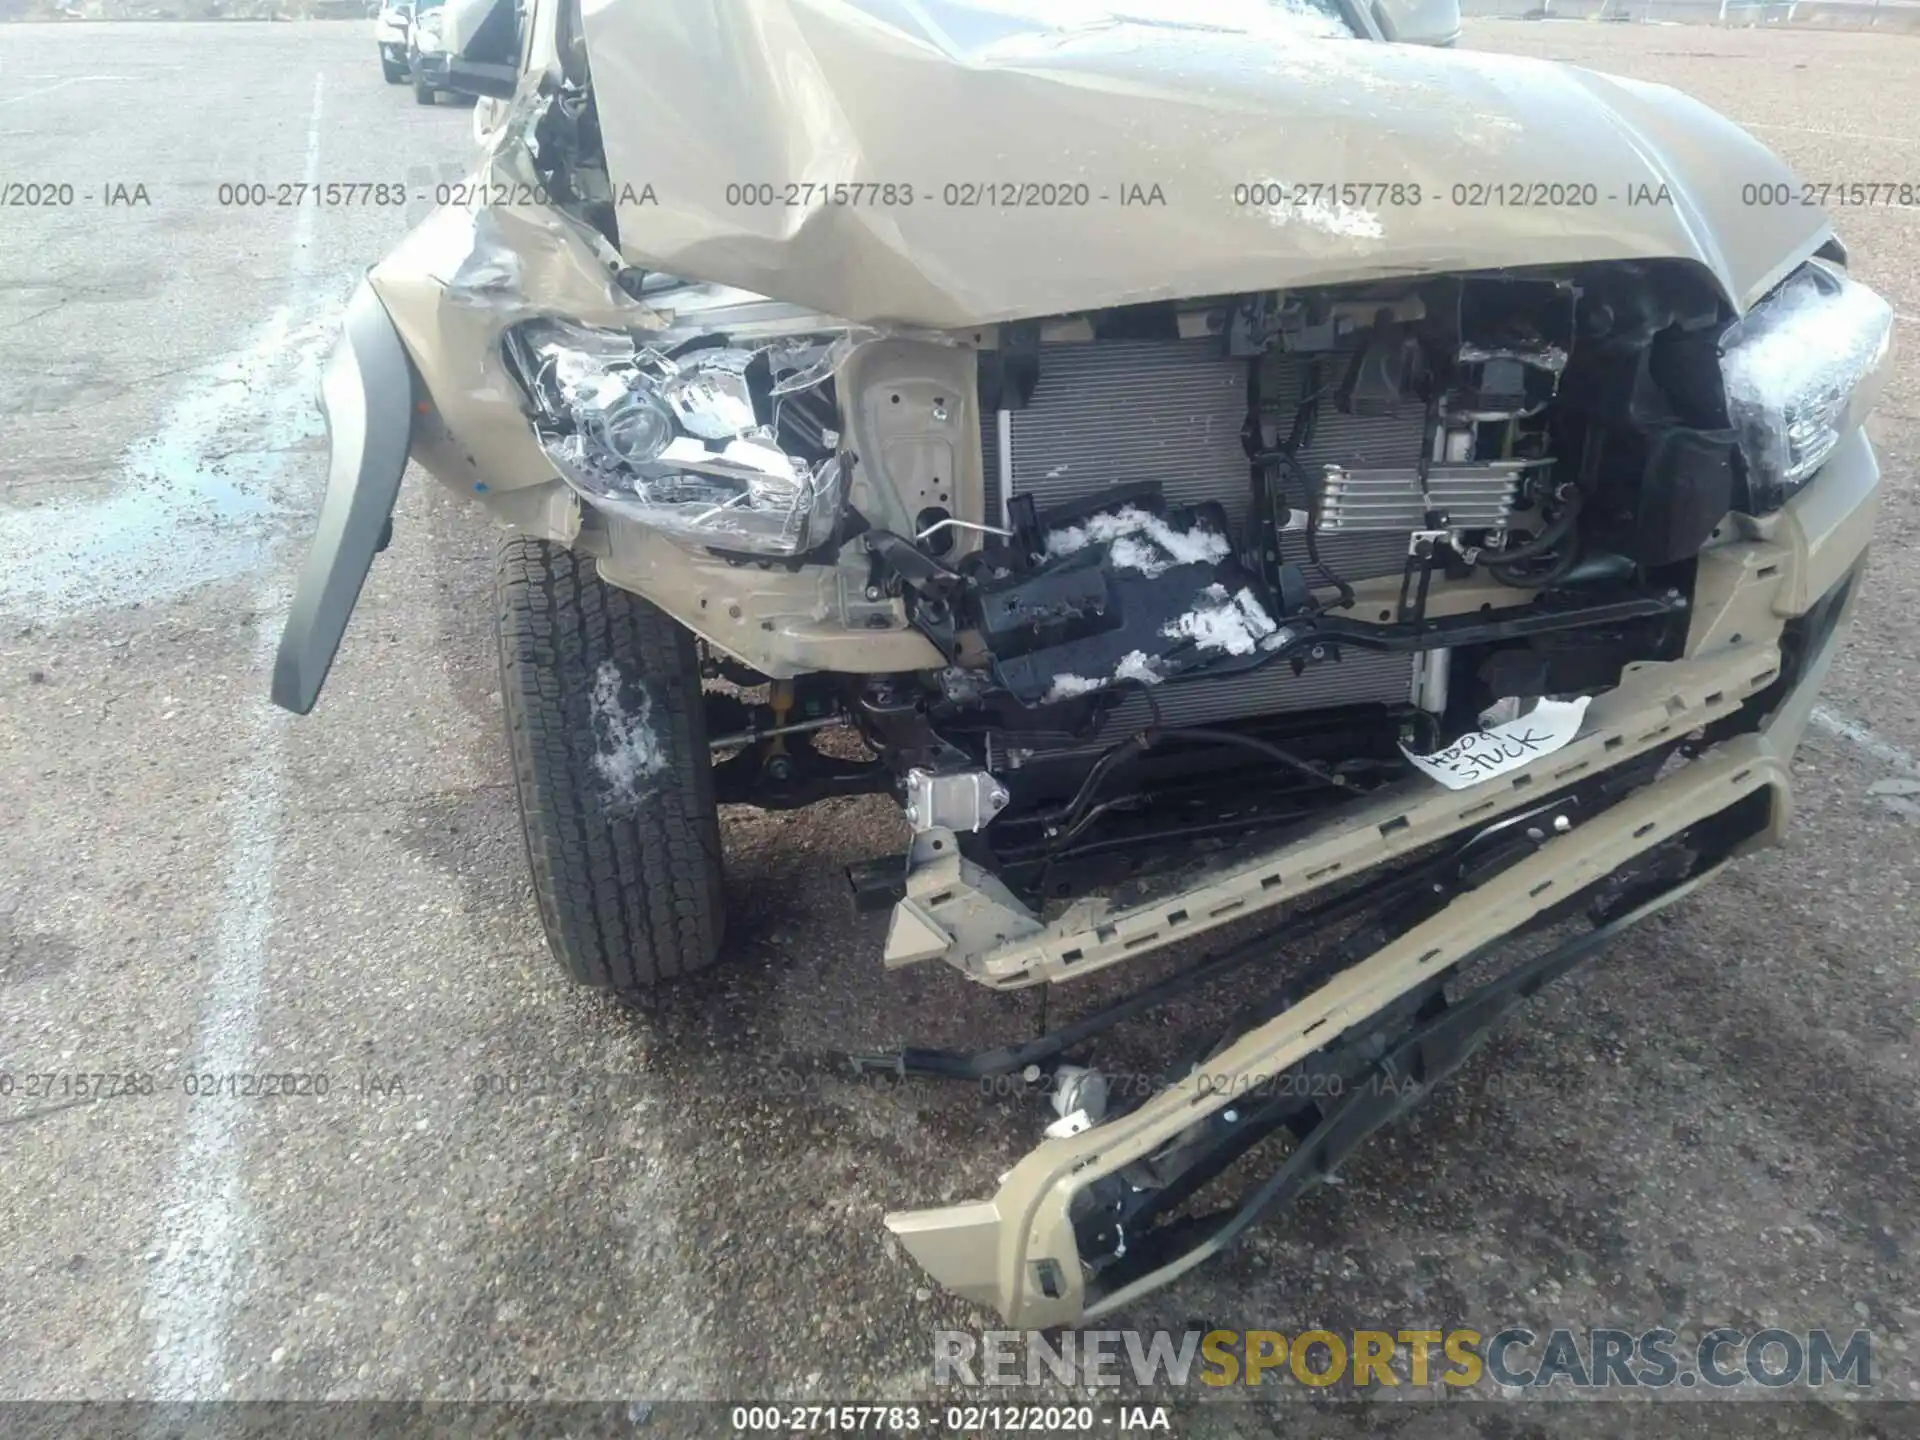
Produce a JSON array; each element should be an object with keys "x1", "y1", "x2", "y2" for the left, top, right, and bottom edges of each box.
[
  {"x1": 883, "y1": 827, "x2": 1045, "y2": 969},
  {"x1": 884, "y1": 899, "x2": 953, "y2": 967}
]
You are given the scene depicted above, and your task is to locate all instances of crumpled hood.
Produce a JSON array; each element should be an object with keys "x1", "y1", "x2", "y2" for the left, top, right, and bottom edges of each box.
[{"x1": 578, "y1": 0, "x2": 1829, "y2": 327}]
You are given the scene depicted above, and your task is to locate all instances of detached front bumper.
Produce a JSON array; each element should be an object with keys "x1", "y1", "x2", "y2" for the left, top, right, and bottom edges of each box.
[{"x1": 887, "y1": 429, "x2": 1881, "y2": 1326}]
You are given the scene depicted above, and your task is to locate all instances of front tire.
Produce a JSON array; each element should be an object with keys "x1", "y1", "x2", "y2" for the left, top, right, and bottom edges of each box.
[
  {"x1": 412, "y1": 65, "x2": 436, "y2": 104},
  {"x1": 381, "y1": 53, "x2": 405, "y2": 83},
  {"x1": 495, "y1": 537, "x2": 726, "y2": 994}
]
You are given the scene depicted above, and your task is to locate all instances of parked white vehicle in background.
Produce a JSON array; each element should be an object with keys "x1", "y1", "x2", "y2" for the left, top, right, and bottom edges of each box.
[
  {"x1": 374, "y1": 0, "x2": 412, "y2": 84},
  {"x1": 409, "y1": 0, "x2": 453, "y2": 106},
  {"x1": 407, "y1": 0, "x2": 524, "y2": 107}
]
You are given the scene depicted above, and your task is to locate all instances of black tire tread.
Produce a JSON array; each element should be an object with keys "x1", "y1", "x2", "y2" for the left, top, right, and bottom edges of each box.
[{"x1": 495, "y1": 536, "x2": 725, "y2": 992}]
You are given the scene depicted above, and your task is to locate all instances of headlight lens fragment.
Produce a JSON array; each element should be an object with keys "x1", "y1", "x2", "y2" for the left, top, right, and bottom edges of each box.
[
  {"x1": 507, "y1": 322, "x2": 847, "y2": 556},
  {"x1": 1720, "y1": 262, "x2": 1894, "y2": 512}
]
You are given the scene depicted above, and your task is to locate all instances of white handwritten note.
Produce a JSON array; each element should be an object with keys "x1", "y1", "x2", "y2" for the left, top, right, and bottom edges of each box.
[{"x1": 1400, "y1": 696, "x2": 1592, "y2": 792}]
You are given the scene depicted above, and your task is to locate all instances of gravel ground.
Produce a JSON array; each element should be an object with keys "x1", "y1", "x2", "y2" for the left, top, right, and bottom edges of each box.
[{"x1": 0, "y1": 17, "x2": 1916, "y2": 1432}]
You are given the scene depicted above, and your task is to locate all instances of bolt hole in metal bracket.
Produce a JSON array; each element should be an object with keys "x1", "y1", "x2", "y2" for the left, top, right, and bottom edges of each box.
[{"x1": 903, "y1": 767, "x2": 1011, "y2": 833}]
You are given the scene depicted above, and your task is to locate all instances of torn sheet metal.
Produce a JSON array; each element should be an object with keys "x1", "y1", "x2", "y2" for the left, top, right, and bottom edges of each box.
[{"x1": 578, "y1": 0, "x2": 1829, "y2": 326}]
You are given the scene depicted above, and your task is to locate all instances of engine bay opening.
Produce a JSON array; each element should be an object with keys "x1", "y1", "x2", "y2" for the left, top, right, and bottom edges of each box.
[{"x1": 768, "y1": 264, "x2": 1725, "y2": 907}]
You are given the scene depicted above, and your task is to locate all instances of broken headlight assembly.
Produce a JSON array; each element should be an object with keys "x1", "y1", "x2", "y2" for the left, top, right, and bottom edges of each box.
[
  {"x1": 1720, "y1": 261, "x2": 1894, "y2": 514},
  {"x1": 502, "y1": 320, "x2": 848, "y2": 557}
]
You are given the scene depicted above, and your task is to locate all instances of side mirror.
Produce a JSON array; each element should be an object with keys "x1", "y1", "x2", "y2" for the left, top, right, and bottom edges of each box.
[{"x1": 1368, "y1": 0, "x2": 1461, "y2": 46}]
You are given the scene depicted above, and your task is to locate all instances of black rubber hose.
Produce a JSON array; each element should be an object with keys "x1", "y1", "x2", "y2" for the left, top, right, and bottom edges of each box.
[
  {"x1": 1485, "y1": 491, "x2": 1583, "y2": 580},
  {"x1": 1041, "y1": 719, "x2": 1354, "y2": 861},
  {"x1": 1147, "y1": 726, "x2": 1357, "y2": 793},
  {"x1": 1271, "y1": 450, "x2": 1355, "y2": 612},
  {"x1": 1047, "y1": 731, "x2": 1155, "y2": 845},
  {"x1": 1301, "y1": 507, "x2": 1356, "y2": 611},
  {"x1": 1490, "y1": 532, "x2": 1583, "y2": 590}
]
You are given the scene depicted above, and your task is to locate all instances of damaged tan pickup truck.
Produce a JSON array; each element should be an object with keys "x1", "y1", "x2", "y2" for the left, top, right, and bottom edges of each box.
[{"x1": 274, "y1": 0, "x2": 1894, "y2": 1325}]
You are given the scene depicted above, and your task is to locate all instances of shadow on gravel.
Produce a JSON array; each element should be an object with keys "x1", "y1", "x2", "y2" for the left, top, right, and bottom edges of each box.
[{"x1": 0, "y1": 912, "x2": 81, "y2": 986}]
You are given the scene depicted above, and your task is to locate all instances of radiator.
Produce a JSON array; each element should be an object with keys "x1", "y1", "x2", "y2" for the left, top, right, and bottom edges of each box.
[{"x1": 981, "y1": 339, "x2": 1422, "y2": 722}]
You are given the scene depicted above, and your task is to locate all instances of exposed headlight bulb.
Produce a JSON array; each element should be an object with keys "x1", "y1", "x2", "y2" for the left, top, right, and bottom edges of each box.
[{"x1": 501, "y1": 321, "x2": 848, "y2": 557}]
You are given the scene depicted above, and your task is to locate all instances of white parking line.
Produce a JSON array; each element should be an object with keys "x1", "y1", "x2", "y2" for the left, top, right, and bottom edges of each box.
[
  {"x1": 141, "y1": 612, "x2": 287, "y2": 1400},
  {"x1": 141, "y1": 72, "x2": 329, "y2": 1403},
  {"x1": 1812, "y1": 706, "x2": 1920, "y2": 776},
  {"x1": 0, "y1": 75, "x2": 131, "y2": 106}
]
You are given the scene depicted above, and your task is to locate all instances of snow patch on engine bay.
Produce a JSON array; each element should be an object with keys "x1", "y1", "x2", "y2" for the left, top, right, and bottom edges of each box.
[
  {"x1": 1043, "y1": 506, "x2": 1232, "y2": 577},
  {"x1": 589, "y1": 660, "x2": 669, "y2": 812},
  {"x1": 1165, "y1": 584, "x2": 1281, "y2": 656},
  {"x1": 1045, "y1": 649, "x2": 1165, "y2": 704}
]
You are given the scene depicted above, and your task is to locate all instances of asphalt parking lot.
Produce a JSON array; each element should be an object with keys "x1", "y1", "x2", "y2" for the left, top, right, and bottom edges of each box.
[{"x1": 1, "y1": 15, "x2": 1917, "y2": 1428}]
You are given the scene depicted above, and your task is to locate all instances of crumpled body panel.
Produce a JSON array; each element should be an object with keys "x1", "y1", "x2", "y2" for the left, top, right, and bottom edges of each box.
[
  {"x1": 362, "y1": 160, "x2": 952, "y2": 676},
  {"x1": 580, "y1": 0, "x2": 1830, "y2": 325}
]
